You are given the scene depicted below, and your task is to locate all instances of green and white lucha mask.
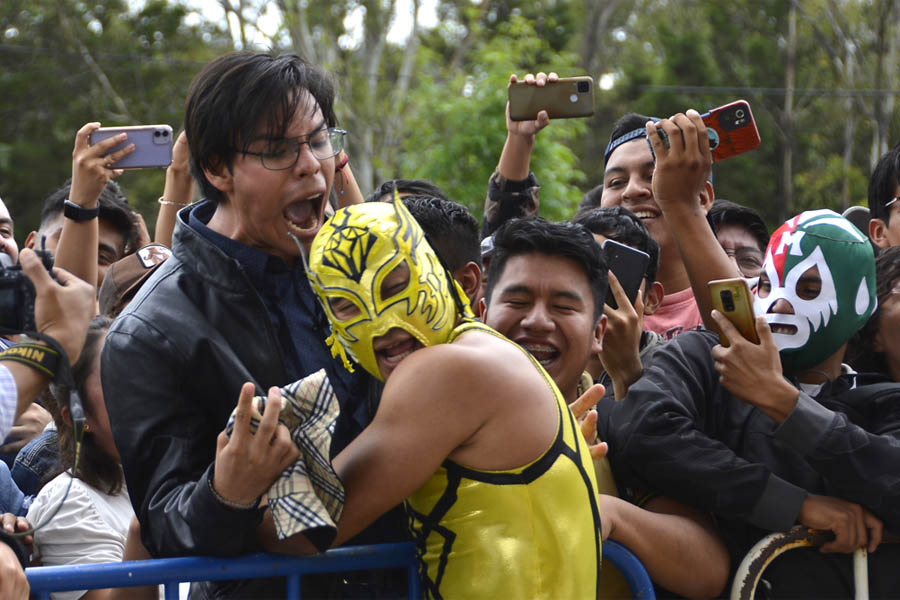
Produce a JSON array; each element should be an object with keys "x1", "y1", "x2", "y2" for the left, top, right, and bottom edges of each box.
[{"x1": 754, "y1": 209, "x2": 876, "y2": 374}]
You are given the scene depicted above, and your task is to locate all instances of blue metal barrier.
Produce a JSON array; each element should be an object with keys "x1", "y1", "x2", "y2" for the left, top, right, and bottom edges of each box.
[
  {"x1": 604, "y1": 539, "x2": 657, "y2": 599},
  {"x1": 26, "y1": 543, "x2": 420, "y2": 600},
  {"x1": 26, "y1": 540, "x2": 655, "y2": 599}
]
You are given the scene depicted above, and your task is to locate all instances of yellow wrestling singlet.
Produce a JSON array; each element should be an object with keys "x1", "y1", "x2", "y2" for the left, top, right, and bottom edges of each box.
[{"x1": 405, "y1": 321, "x2": 602, "y2": 599}]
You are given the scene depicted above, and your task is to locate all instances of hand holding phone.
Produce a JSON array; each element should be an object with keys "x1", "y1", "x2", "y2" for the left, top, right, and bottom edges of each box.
[
  {"x1": 652, "y1": 100, "x2": 760, "y2": 163},
  {"x1": 708, "y1": 278, "x2": 759, "y2": 346},
  {"x1": 508, "y1": 75, "x2": 595, "y2": 121},
  {"x1": 602, "y1": 239, "x2": 650, "y2": 310},
  {"x1": 89, "y1": 125, "x2": 173, "y2": 169}
]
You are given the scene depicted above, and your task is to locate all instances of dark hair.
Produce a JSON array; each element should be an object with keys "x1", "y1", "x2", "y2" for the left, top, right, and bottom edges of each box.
[
  {"x1": 572, "y1": 206, "x2": 660, "y2": 285},
  {"x1": 485, "y1": 218, "x2": 608, "y2": 321},
  {"x1": 44, "y1": 317, "x2": 122, "y2": 495},
  {"x1": 185, "y1": 52, "x2": 337, "y2": 205},
  {"x1": 608, "y1": 113, "x2": 654, "y2": 148},
  {"x1": 707, "y1": 199, "x2": 770, "y2": 254},
  {"x1": 402, "y1": 196, "x2": 480, "y2": 271},
  {"x1": 367, "y1": 179, "x2": 448, "y2": 203},
  {"x1": 846, "y1": 246, "x2": 900, "y2": 375},
  {"x1": 40, "y1": 179, "x2": 138, "y2": 254},
  {"x1": 868, "y1": 141, "x2": 900, "y2": 224}
]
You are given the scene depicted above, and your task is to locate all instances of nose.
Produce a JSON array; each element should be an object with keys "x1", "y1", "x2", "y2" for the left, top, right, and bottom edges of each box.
[
  {"x1": 768, "y1": 298, "x2": 795, "y2": 315},
  {"x1": 293, "y1": 142, "x2": 321, "y2": 178},
  {"x1": 622, "y1": 177, "x2": 651, "y2": 202},
  {"x1": 521, "y1": 303, "x2": 554, "y2": 333}
]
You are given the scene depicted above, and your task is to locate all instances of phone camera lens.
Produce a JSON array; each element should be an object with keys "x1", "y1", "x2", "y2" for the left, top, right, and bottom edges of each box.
[
  {"x1": 577, "y1": 81, "x2": 590, "y2": 93},
  {"x1": 720, "y1": 290, "x2": 735, "y2": 312},
  {"x1": 736, "y1": 109, "x2": 745, "y2": 119},
  {"x1": 154, "y1": 131, "x2": 161, "y2": 138}
]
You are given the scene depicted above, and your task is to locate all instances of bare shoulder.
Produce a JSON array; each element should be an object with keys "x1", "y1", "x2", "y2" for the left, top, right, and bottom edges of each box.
[{"x1": 384, "y1": 329, "x2": 545, "y2": 407}]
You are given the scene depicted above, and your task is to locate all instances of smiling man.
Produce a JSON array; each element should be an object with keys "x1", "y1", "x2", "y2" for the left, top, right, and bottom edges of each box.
[
  {"x1": 261, "y1": 198, "x2": 605, "y2": 599},
  {"x1": 598, "y1": 109, "x2": 900, "y2": 595},
  {"x1": 100, "y1": 52, "x2": 375, "y2": 599}
]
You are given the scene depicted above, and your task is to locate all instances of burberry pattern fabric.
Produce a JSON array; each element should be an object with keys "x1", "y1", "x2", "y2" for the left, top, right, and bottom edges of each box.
[{"x1": 225, "y1": 369, "x2": 344, "y2": 550}]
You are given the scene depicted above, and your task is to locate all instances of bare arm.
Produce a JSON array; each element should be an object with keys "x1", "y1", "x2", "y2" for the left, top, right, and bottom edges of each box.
[
  {"x1": 57, "y1": 123, "x2": 133, "y2": 288},
  {"x1": 647, "y1": 112, "x2": 740, "y2": 330},
  {"x1": 155, "y1": 131, "x2": 193, "y2": 248},
  {"x1": 497, "y1": 72, "x2": 554, "y2": 180},
  {"x1": 260, "y1": 350, "x2": 488, "y2": 553},
  {"x1": 601, "y1": 494, "x2": 730, "y2": 599}
]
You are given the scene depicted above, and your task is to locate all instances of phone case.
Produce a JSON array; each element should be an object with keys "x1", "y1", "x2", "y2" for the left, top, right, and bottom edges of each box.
[
  {"x1": 89, "y1": 125, "x2": 173, "y2": 169},
  {"x1": 602, "y1": 239, "x2": 650, "y2": 310},
  {"x1": 701, "y1": 100, "x2": 761, "y2": 162},
  {"x1": 508, "y1": 76, "x2": 595, "y2": 121},
  {"x1": 708, "y1": 278, "x2": 759, "y2": 346}
]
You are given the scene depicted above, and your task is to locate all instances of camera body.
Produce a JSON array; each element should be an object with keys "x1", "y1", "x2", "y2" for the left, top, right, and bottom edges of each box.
[
  {"x1": 0, "y1": 250, "x2": 54, "y2": 333},
  {"x1": 508, "y1": 76, "x2": 595, "y2": 121},
  {"x1": 89, "y1": 124, "x2": 173, "y2": 169}
]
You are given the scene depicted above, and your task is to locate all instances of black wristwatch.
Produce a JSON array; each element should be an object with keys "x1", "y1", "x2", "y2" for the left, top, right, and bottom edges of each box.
[{"x1": 64, "y1": 199, "x2": 100, "y2": 222}]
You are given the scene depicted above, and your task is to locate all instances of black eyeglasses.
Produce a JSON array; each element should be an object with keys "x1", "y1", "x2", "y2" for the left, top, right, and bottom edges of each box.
[{"x1": 237, "y1": 128, "x2": 346, "y2": 171}]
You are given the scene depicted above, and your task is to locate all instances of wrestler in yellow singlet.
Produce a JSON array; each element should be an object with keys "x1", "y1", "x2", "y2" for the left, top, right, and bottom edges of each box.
[{"x1": 406, "y1": 321, "x2": 603, "y2": 600}]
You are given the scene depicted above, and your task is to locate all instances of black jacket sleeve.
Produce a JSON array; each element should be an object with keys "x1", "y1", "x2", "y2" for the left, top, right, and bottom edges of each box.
[
  {"x1": 102, "y1": 315, "x2": 264, "y2": 558},
  {"x1": 480, "y1": 171, "x2": 540, "y2": 238},
  {"x1": 774, "y1": 385, "x2": 900, "y2": 531},
  {"x1": 596, "y1": 331, "x2": 808, "y2": 533}
]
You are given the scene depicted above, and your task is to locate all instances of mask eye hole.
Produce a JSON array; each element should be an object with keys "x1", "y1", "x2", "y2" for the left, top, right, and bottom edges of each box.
[
  {"x1": 328, "y1": 296, "x2": 362, "y2": 321},
  {"x1": 380, "y1": 260, "x2": 410, "y2": 302},
  {"x1": 795, "y1": 265, "x2": 822, "y2": 301},
  {"x1": 758, "y1": 274, "x2": 771, "y2": 298}
]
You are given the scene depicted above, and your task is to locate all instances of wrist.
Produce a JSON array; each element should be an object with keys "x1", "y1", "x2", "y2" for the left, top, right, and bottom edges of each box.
[{"x1": 208, "y1": 473, "x2": 260, "y2": 510}]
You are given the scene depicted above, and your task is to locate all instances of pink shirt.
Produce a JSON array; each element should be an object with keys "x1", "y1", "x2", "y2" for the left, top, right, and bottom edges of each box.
[{"x1": 643, "y1": 286, "x2": 703, "y2": 340}]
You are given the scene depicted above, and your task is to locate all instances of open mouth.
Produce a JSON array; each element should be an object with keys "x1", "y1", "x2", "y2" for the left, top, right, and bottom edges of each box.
[
  {"x1": 521, "y1": 343, "x2": 560, "y2": 368},
  {"x1": 770, "y1": 324, "x2": 798, "y2": 335},
  {"x1": 632, "y1": 209, "x2": 660, "y2": 220},
  {"x1": 284, "y1": 194, "x2": 324, "y2": 236},
  {"x1": 375, "y1": 336, "x2": 423, "y2": 370}
]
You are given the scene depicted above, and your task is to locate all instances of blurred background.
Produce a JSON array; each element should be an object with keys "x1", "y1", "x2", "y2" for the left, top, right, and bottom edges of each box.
[{"x1": 2, "y1": 0, "x2": 899, "y2": 239}]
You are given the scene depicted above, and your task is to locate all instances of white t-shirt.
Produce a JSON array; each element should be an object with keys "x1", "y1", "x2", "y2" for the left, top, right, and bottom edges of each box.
[{"x1": 27, "y1": 472, "x2": 134, "y2": 600}]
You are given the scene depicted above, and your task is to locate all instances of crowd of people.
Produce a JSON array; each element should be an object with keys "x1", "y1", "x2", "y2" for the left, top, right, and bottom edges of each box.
[{"x1": 0, "y1": 51, "x2": 897, "y2": 599}]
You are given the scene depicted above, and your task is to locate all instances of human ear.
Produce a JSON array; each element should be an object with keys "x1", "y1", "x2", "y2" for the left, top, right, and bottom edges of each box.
[
  {"x1": 24, "y1": 231, "x2": 37, "y2": 250},
  {"x1": 453, "y1": 262, "x2": 483, "y2": 308},
  {"x1": 642, "y1": 281, "x2": 665, "y2": 315},
  {"x1": 869, "y1": 218, "x2": 891, "y2": 250},
  {"x1": 591, "y1": 314, "x2": 607, "y2": 354},
  {"x1": 202, "y1": 158, "x2": 234, "y2": 194},
  {"x1": 699, "y1": 181, "x2": 715, "y2": 213}
]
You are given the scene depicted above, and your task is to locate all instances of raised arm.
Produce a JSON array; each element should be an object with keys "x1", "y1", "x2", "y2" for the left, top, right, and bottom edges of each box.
[
  {"x1": 647, "y1": 111, "x2": 740, "y2": 329},
  {"x1": 481, "y1": 72, "x2": 552, "y2": 238},
  {"x1": 56, "y1": 123, "x2": 134, "y2": 288},
  {"x1": 155, "y1": 131, "x2": 193, "y2": 248}
]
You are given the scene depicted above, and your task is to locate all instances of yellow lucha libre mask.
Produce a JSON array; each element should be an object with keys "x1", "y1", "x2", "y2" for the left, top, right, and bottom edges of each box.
[{"x1": 307, "y1": 194, "x2": 471, "y2": 381}]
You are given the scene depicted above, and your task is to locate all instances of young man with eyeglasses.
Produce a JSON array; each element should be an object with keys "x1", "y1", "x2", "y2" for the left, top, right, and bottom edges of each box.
[
  {"x1": 868, "y1": 141, "x2": 900, "y2": 250},
  {"x1": 101, "y1": 53, "x2": 401, "y2": 599}
]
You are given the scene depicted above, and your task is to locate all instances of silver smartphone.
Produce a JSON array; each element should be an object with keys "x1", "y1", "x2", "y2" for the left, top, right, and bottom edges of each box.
[{"x1": 89, "y1": 124, "x2": 173, "y2": 169}]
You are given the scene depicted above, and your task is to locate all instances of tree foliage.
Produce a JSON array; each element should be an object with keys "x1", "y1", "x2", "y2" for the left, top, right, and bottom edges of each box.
[{"x1": 2, "y1": 0, "x2": 900, "y2": 242}]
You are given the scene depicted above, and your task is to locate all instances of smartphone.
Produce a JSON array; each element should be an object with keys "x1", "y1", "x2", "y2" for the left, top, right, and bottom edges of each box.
[
  {"x1": 508, "y1": 76, "x2": 594, "y2": 121},
  {"x1": 650, "y1": 100, "x2": 761, "y2": 163},
  {"x1": 602, "y1": 239, "x2": 650, "y2": 310},
  {"x1": 701, "y1": 100, "x2": 761, "y2": 162},
  {"x1": 708, "y1": 277, "x2": 759, "y2": 346},
  {"x1": 89, "y1": 125, "x2": 173, "y2": 169}
]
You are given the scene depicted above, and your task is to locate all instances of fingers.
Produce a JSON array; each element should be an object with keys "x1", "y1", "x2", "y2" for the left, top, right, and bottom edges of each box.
[
  {"x1": 710, "y1": 309, "x2": 740, "y2": 346},
  {"x1": 73, "y1": 122, "x2": 101, "y2": 153},
  {"x1": 256, "y1": 386, "x2": 283, "y2": 442},
  {"x1": 645, "y1": 120, "x2": 668, "y2": 159},
  {"x1": 579, "y1": 409, "x2": 598, "y2": 444},
  {"x1": 589, "y1": 441, "x2": 609, "y2": 460},
  {"x1": 864, "y1": 510, "x2": 883, "y2": 553},
  {"x1": 605, "y1": 271, "x2": 631, "y2": 312},
  {"x1": 755, "y1": 315, "x2": 774, "y2": 348},
  {"x1": 568, "y1": 383, "x2": 606, "y2": 420},
  {"x1": 19, "y1": 248, "x2": 53, "y2": 292},
  {"x1": 509, "y1": 73, "x2": 518, "y2": 84},
  {"x1": 230, "y1": 382, "x2": 256, "y2": 444},
  {"x1": 686, "y1": 109, "x2": 710, "y2": 157}
]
